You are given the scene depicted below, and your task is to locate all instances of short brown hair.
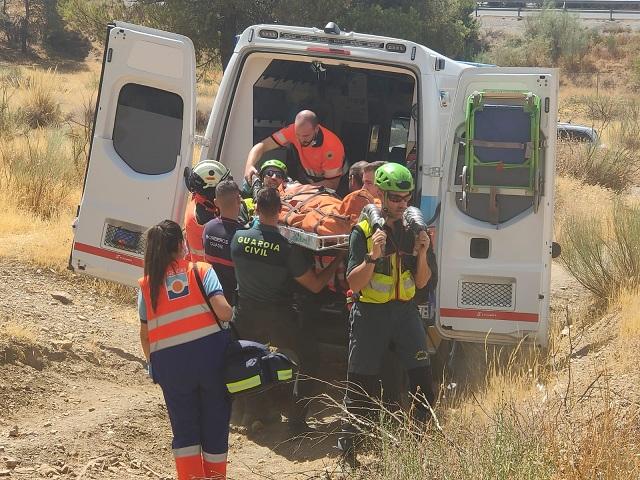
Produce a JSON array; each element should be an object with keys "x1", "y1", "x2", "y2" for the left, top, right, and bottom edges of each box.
[
  {"x1": 255, "y1": 187, "x2": 281, "y2": 217},
  {"x1": 349, "y1": 161, "x2": 368, "y2": 184},
  {"x1": 364, "y1": 161, "x2": 387, "y2": 174},
  {"x1": 215, "y1": 179, "x2": 240, "y2": 199}
]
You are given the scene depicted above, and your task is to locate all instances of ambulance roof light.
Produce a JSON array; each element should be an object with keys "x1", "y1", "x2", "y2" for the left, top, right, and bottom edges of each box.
[{"x1": 324, "y1": 22, "x2": 341, "y2": 35}]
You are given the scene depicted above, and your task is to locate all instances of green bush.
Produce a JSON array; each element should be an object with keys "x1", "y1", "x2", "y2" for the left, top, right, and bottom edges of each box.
[
  {"x1": 482, "y1": 6, "x2": 590, "y2": 69},
  {"x1": 45, "y1": 28, "x2": 92, "y2": 61}
]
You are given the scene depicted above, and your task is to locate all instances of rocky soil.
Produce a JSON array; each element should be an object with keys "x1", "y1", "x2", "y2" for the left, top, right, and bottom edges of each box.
[{"x1": 0, "y1": 259, "x2": 344, "y2": 480}]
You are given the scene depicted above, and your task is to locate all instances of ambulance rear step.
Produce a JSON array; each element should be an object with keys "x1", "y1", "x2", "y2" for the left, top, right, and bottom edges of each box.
[{"x1": 277, "y1": 225, "x2": 349, "y2": 252}]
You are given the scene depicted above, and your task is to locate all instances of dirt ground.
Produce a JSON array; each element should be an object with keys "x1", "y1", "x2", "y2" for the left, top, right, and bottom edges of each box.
[
  {"x1": 0, "y1": 256, "x2": 586, "y2": 480},
  {"x1": 0, "y1": 259, "x2": 349, "y2": 479}
]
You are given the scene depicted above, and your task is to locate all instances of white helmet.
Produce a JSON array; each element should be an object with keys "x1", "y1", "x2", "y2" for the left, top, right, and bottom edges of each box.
[{"x1": 184, "y1": 160, "x2": 230, "y2": 197}]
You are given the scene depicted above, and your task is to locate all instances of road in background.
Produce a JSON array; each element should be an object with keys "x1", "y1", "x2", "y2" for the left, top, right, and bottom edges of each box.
[{"x1": 476, "y1": 8, "x2": 640, "y2": 20}]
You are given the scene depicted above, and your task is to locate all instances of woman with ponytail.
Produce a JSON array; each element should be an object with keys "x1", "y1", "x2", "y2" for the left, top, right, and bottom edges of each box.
[{"x1": 138, "y1": 219, "x2": 233, "y2": 480}]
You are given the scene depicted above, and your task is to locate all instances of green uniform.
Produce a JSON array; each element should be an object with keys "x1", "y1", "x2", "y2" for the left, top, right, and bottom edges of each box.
[{"x1": 230, "y1": 223, "x2": 315, "y2": 425}]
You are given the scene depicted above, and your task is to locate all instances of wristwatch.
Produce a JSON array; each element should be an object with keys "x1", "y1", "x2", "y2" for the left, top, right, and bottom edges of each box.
[{"x1": 364, "y1": 253, "x2": 377, "y2": 264}]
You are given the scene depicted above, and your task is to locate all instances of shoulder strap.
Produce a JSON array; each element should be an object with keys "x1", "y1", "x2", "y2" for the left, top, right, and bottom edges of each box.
[{"x1": 192, "y1": 264, "x2": 240, "y2": 339}]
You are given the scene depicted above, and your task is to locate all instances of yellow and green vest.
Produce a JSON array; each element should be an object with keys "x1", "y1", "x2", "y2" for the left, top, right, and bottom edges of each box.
[{"x1": 356, "y1": 219, "x2": 416, "y2": 303}]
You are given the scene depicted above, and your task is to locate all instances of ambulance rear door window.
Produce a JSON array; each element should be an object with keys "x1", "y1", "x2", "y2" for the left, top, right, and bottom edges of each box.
[{"x1": 112, "y1": 83, "x2": 184, "y2": 175}]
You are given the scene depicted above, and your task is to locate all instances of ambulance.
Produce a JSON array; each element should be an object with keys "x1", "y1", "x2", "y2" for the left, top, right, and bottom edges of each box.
[{"x1": 69, "y1": 21, "x2": 559, "y2": 351}]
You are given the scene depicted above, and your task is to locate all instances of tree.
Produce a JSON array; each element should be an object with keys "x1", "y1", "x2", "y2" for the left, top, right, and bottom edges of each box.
[{"x1": 59, "y1": 0, "x2": 480, "y2": 68}]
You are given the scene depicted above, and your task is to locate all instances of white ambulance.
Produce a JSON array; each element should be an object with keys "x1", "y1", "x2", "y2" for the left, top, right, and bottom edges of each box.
[{"x1": 70, "y1": 21, "x2": 559, "y2": 348}]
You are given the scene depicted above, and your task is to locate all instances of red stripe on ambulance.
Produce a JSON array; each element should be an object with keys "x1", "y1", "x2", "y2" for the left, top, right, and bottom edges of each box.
[
  {"x1": 440, "y1": 308, "x2": 538, "y2": 323},
  {"x1": 73, "y1": 242, "x2": 144, "y2": 267}
]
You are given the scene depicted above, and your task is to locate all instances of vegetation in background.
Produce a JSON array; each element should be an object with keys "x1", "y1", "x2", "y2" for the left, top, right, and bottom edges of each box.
[
  {"x1": 559, "y1": 200, "x2": 640, "y2": 299},
  {"x1": 556, "y1": 143, "x2": 639, "y2": 192},
  {"x1": 58, "y1": 0, "x2": 479, "y2": 69},
  {"x1": 1, "y1": 0, "x2": 91, "y2": 59},
  {"x1": 480, "y1": 6, "x2": 590, "y2": 70}
]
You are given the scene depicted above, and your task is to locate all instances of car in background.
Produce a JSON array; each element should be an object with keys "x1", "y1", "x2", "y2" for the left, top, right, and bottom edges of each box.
[{"x1": 557, "y1": 122, "x2": 600, "y2": 145}]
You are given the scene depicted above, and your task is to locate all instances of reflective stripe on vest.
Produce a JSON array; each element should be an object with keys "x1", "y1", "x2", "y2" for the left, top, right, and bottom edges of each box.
[
  {"x1": 357, "y1": 219, "x2": 416, "y2": 304},
  {"x1": 139, "y1": 260, "x2": 219, "y2": 354}
]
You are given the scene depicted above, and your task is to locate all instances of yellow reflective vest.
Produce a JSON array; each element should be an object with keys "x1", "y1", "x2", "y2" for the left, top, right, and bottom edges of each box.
[{"x1": 356, "y1": 219, "x2": 416, "y2": 303}]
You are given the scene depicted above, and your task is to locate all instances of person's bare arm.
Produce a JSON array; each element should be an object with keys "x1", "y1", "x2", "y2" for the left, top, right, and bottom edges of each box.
[
  {"x1": 210, "y1": 294, "x2": 233, "y2": 322},
  {"x1": 294, "y1": 255, "x2": 343, "y2": 293},
  {"x1": 245, "y1": 137, "x2": 280, "y2": 181},
  {"x1": 139, "y1": 323, "x2": 150, "y2": 361},
  {"x1": 346, "y1": 229, "x2": 386, "y2": 293},
  {"x1": 413, "y1": 231, "x2": 432, "y2": 289}
]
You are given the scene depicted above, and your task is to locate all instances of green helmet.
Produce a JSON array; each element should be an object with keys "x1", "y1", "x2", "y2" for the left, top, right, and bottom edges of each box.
[
  {"x1": 374, "y1": 163, "x2": 414, "y2": 192},
  {"x1": 260, "y1": 159, "x2": 288, "y2": 176}
]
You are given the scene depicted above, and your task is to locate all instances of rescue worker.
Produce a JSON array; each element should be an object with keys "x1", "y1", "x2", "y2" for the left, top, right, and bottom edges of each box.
[
  {"x1": 203, "y1": 180, "x2": 244, "y2": 306},
  {"x1": 184, "y1": 160, "x2": 231, "y2": 262},
  {"x1": 348, "y1": 161, "x2": 368, "y2": 193},
  {"x1": 241, "y1": 159, "x2": 289, "y2": 224},
  {"x1": 231, "y1": 187, "x2": 344, "y2": 434},
  {"x1": 361, "y1": 161, "x2": 386, "y2": 198},
  {"x1": 244, "y1": 110, "x2": 345, "y2": 190},
  {"x1": 337, "y1": 163, "x2": 435, "y2": 463},
  {"x1": 138, "y1": 220, "x2": 233, "y2": 480}
]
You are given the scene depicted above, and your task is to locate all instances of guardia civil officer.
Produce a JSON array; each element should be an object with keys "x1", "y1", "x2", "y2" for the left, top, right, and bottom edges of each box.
[
  {"x1": 337, "y1": 163, "x2": 435, "y2": 463},
  {"x1": 138, "y1": 220, "x2": 233, "y2": 480},
  {"x1": 230, "y1": 187, "x2": 343, "y2": 434}
]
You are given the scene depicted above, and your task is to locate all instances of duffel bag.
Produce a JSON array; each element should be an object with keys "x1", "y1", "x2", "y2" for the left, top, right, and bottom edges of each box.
[
  {"x1": 223, "y1": 340, "x2": 297, "y2": 395},
  {"x1": 193, "y1": 267, "x2": 298, "y2": 397}
]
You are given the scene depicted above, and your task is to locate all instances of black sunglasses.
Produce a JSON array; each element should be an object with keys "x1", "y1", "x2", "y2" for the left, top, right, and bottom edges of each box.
[{"x1": 263, "y1": 169, "x2": 286, "y2": 179}]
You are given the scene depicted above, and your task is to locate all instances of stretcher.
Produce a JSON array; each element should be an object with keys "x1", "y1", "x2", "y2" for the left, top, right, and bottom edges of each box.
[{"x1": 278, "y1": 225, "x2": 349, "y2": 252}]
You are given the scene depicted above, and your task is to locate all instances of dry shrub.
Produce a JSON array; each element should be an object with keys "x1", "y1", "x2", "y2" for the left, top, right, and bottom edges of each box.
[
  {"x1": 609, "y1": 99, "x2": 640, "y2": 150},
  {"x1": 618, "y1": 289, "x2": 640, "y2": 339},
  {"x1": 16, "y1": 69, "x2": 63, "y2": 129},
  {"x1": 0, "y1": 129, "x2": 79, "y2": 219},
  {"x1": 555, "y1": 143, "x2": 639, "y2": 192},
  {"x1": 558, "y1": 199, "x2": 640, "y2": 299},
  {"x1": 0, "y1": 320, "x2": 38, "y2": 344},
  {"x1": 338, "y1": 341, "x2": 640, "y2": 479}
]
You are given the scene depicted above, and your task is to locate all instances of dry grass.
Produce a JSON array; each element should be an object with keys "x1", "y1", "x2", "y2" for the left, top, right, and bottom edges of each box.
[
  {"x1": 0, "y1": 319, "x2": 38, "y2": 344},
  {"x1": 618, "y1": 289, "x2": 640, "y2": 338}
]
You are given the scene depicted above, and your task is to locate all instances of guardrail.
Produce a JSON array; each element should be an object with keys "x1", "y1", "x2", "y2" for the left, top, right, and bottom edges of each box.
[{"x1": 476, "y1": 2, "x2": 640, "y2": 19}]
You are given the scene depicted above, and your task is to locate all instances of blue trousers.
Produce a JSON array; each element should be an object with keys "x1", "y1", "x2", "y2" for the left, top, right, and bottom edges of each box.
[{"x1": 151, "y1": 331, "x2": 231, "y2": 455}]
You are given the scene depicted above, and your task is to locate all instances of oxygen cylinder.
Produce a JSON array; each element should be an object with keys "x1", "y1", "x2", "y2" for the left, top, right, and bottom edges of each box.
[
  {"x1": 360, "y1": 204, "x2": 386, "y2": 256},
  {"x1": 360, "y1": 204, "x2": 385, "y2": 231},
  {"x1": 403, "y1": 206, "x2": 428, "y2": 234}
]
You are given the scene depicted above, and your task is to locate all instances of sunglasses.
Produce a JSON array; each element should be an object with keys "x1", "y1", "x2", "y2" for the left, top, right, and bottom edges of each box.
[
  {"x1": 263, "y1": 169, "x2": 285, "y2": 179},
  {"x1": 386, "y1": 193, "x2": 412, "y2": 203}
]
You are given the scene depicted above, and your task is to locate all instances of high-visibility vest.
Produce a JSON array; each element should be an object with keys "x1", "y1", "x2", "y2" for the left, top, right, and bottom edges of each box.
[
  {"x1": 355, "y1": 219, "x2": 416, "y2": 304},
  {"x1": 138, "y1": 259, "x2": 221, "y2": 354},
  {"x1": 184, "y1": 197, "x2": 206, "y2": 262}
]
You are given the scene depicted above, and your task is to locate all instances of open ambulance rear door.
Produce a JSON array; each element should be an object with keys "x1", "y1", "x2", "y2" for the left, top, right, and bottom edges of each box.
[
  {"x1": 436, "y1": 68, "x2": 558, "y2": 347},
  {"x1": 70, "y1": 22, "x2": 196, "y2": 287}
]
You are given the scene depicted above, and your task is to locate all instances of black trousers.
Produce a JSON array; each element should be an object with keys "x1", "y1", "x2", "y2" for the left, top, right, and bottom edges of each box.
[{"x1": 232, "y1": 298, "x2": 317, "y2": 423}]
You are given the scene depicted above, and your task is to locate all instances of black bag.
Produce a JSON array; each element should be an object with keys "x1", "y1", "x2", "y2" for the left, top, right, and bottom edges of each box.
[{"x1": 193, "y1": 267, "x2": 298, "y2": 396}]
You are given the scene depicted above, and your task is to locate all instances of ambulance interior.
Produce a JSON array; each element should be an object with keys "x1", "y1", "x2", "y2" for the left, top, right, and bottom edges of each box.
[{"x1": 217, "y1": 53, "x2": 418, "y2": 189}]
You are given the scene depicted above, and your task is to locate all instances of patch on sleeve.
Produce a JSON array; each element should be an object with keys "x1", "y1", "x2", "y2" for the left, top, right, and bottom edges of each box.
[
  {"x1": 273, "y1": 131, "x2": 288, "y2": 146},
  {"x1": 166, "y1": 272, "x2": 190, "y2": 300}
]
